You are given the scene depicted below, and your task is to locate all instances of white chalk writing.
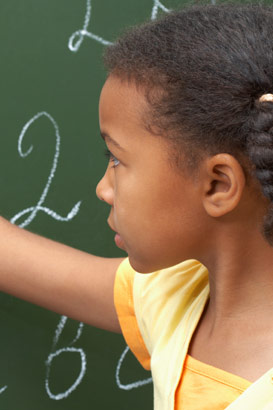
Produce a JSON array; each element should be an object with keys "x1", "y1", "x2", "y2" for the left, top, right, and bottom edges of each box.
[
  {"x1": 151, "y1": 0, "x2": 170, "y2": 20},
  {"x1": 68, "y1": 0, "x2": 170, "y2": 52},
  {"x1": 116, "y1": 346, "x2": 152, "y2": 390},
  {"x1": 45, "y1": 316, "x2": 86, "y2": 400},
  {"x1": 68, "y1": 0, "x2": 113, "y2": 52},
  {"x1": 10, "y1": 112, "x2": 82, "y2": 228},
  {"x1": 0, "y1": 386, "x2": 7, "y2": 395}
]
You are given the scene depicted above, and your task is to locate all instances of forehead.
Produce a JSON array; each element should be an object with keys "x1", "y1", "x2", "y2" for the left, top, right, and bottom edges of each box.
[
  {"x1": 99, "y1": 75, "x2": 177, "y2": 168},
  {"x1": 99, "y1": 76, "x2": 148, "y2": 129}
]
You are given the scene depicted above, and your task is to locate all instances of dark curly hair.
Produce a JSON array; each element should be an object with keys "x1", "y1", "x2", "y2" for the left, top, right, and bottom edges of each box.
[{"x1": 104, "y1": 4, "x2": 273, "y2": 244}]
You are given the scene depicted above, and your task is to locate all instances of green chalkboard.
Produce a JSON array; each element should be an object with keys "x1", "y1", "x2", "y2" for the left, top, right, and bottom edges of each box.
[{"x1": 0, "y1": 0, "x2": 260, "y2": 408}]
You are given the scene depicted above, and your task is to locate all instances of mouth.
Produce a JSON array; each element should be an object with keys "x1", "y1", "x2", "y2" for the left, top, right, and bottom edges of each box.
[
  {"x1": 107, "y1": 219, "x2": 126, "y2": 251},
  {"x1": 114, "y1": 233, "x2": 126, "y2": 250}
]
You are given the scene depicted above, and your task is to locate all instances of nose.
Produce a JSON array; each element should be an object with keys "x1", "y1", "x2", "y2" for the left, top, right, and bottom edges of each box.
[{"x1": 96, "y1": 166, "x2": 114, "y2": 206}]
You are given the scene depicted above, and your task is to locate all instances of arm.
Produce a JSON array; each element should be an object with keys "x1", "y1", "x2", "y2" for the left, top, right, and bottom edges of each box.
[{"x1": 0, "y1": 217, "x2": 123, "y2": 333}]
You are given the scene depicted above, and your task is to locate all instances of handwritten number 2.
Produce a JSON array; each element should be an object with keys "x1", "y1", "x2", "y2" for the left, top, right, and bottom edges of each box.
[{"x1": 10, "y1": 111, "x2": 82, "y2": 228}]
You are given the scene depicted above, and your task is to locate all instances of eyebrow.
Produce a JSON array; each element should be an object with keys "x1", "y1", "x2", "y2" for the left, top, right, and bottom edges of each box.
[{"x1": 100, "y1": 131, "x2": 126, "y2": 151}]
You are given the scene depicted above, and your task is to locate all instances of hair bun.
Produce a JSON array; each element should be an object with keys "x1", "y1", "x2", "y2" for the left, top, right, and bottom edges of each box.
[{"x1": 259, "y1": 93, "x2": 273, "y2": 103}]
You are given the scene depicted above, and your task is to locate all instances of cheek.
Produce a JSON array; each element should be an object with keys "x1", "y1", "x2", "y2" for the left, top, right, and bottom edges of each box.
[
  {"x1": 112, "y1": 171, "x2": 202, "y2": 271},
  {"x1": 114, "y1": 170, "x2": 183, "y2": 233},
  {"x1": 113, "y1": 198, "x2": 186, "y2": 272}
]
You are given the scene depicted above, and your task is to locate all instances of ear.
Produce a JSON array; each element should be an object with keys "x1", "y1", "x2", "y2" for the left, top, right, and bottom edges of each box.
[{"x1": 201, "y1": 154, "x2": 246, "y2": 218}]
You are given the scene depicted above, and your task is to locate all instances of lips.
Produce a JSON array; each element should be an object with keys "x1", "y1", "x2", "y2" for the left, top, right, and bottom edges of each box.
[
  {"x1": 107, "y1": 219, "x2": 126, "y2": 251},
  {"x1": 114, "y1": 233, "x2": 126, "y2": 250}
]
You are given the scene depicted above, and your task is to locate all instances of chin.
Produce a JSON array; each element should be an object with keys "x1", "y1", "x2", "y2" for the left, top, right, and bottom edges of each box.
[
  {"x1": 128, "y1": 256, "x2": 154, "y2": 273},
  {"x1": 128, "y1": 255, "x2": 174, "y2": 274}
]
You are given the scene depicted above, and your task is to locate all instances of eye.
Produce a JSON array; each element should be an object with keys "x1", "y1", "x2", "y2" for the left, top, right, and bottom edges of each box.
[{"x1": 104, "y1": 148, "x2": 120, "y2": 167}]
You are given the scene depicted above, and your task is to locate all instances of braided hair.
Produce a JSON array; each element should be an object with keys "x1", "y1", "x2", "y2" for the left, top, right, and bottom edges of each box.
[
  {"x1": 104, "y1": 4, "x2": 273, "y2": 244},
  {"x1": 246, "y1": 96, "x2": 273, "y2": 243}
]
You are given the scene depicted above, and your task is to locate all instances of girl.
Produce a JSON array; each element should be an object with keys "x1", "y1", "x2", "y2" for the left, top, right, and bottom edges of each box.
[{"x1": 1, "y1": 3, "x2": 273, "y2": 409}]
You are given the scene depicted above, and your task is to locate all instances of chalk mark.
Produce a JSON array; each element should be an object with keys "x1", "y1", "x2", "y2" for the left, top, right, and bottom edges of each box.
[
  {"x1": 68, "y1": 0, "x2": 170, "y2": 52},
  {"x1": 0, "y1": 386, "x2": 8, "y2": 394},
  {"x1": 68, "y1": 0, "x2": 113, "y2": 52},
  {"x1": 116, "y1": 346, "x2": 153, "y2": 390},
  {"x1": 10, "y1": 112, "x2": 82, "y2": 228},
  {"x1": 46, "y1": 347, "x2": 86, "y2": 400},
  {"x1": 151, "y1": 0, "x2": 170, "y2": 20},
  {"x1": 45, "y1": 316, "x2": 86, "y2": 400}
]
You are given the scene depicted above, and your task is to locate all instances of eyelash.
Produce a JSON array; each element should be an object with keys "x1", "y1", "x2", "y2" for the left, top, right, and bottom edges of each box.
[{"x1": 104, "y1": 148, "x2": 120, "y2": 167}]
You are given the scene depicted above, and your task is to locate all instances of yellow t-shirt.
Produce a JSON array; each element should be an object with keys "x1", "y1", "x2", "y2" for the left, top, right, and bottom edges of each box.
[
  {"x1": 114, "y1": 258, "x2": 273, "y2": 410},
  {"x1": 176, "y1": 354, "x2": 251, "y2": 409}
]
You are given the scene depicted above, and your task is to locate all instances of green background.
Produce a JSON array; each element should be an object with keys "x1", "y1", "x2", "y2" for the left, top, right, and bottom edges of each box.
[{"x1": 0, "y1": 0, "x2": 259, "y2": 409}]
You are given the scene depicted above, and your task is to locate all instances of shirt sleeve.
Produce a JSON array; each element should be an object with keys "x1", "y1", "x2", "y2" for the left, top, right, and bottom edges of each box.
[{"x1": 114, "y1": 258, "x2": 151, "y2": 370}]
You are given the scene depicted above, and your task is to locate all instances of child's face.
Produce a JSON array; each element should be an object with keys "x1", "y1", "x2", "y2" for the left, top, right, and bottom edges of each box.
[{"x1": 96, "y1": 75, "x2": 205, "y2": 273}]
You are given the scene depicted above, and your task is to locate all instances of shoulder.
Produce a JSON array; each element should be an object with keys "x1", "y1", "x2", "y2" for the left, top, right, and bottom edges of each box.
[
  {"x1": 117, "y1": 258, "x2": 208, "y2": 353},
  {"x1": 114, "y1": 258, "x2": 209, "y2": 371}
]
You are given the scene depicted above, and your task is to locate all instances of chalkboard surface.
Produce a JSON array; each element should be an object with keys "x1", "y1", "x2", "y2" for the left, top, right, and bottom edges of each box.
[{"x1": 0, "y1": 0, "x2": 254, "y2": 408}]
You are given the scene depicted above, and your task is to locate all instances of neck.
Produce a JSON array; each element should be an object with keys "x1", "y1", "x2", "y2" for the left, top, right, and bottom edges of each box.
[{"x1": 199, "y1": 227, "x2": 273, "y2": 333}]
